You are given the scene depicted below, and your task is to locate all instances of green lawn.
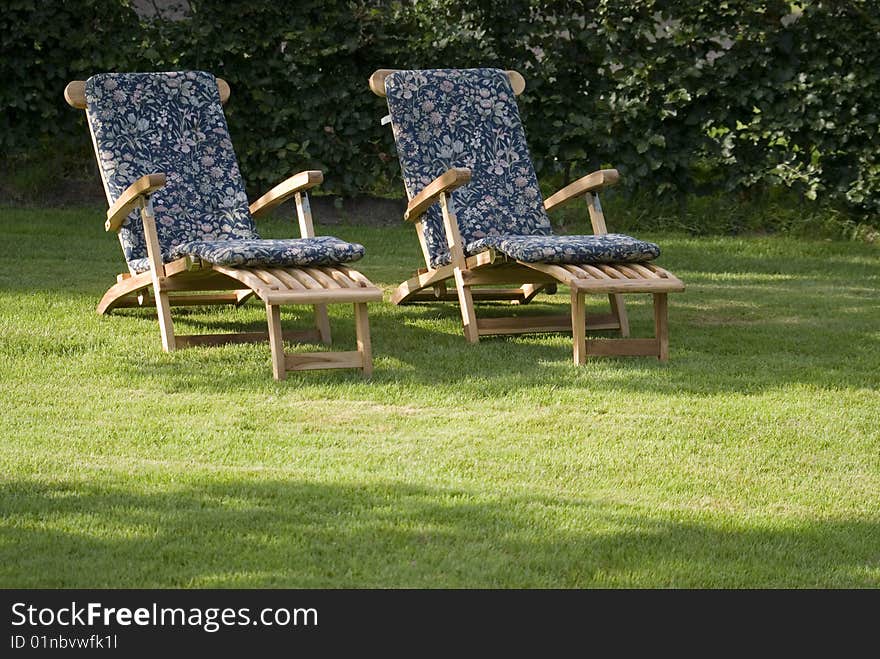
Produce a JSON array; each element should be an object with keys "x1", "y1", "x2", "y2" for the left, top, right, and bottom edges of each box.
[{"x1": 1, "y1": 206, "x2": 878, "y2": 587}]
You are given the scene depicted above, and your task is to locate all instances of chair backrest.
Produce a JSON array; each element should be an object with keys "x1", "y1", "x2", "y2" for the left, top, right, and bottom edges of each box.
[
  {"x1": 83, "y1": 71, "x2": 258, "y2": 271},
  {"x1": 383, "y1": 68, "x2": 552, "y2": 267}
]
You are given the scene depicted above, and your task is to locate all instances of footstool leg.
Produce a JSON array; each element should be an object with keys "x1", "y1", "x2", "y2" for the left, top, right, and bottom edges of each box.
[
  {"x1": 571, "y1": 289, "x2": 586, "y2": 365},
  {"x1": 266, "y1": 302, "x2": 287, "y2": 380}
]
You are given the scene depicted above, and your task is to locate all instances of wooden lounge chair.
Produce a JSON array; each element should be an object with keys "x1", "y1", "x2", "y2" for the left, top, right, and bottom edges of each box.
[
  {"x1": 369, "y1": 68, "x2": 684, "y2": 362},
  {"x1": 66, "y1": 71, "x2": 381, "y2": 379}
]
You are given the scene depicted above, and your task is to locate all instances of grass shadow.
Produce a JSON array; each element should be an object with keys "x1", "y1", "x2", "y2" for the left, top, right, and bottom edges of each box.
[{"x1": 2, "y1": 478, "x2": 877, "y2": 588}]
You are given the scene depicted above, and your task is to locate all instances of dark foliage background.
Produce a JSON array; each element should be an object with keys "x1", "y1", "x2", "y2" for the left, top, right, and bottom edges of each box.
[{"x1": 2, "y1": 0, "x2": 878, "y2": 222}]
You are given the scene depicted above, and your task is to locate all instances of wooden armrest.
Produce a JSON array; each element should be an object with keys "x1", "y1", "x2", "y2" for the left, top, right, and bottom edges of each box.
[
  {"x1": 404, "y1": 168, "x2": 472, "y2": 222},
  {"x1": 249, "y1": 170, "x2": 323, "y2": 219},
  {"x1": 105, "y1": 173, "x2": 166, "y2": 232},
  {"x1": 543, "y1": 169, "x2": 620, "y2": 212}
]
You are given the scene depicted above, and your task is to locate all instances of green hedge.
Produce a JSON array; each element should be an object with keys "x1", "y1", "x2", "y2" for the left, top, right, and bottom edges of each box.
[{"x1": 3, "y1": 0, "x2": 878, "y2": 219}]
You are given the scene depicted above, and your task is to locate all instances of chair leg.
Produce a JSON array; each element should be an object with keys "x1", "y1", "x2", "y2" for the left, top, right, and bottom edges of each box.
[
  {"x1": 314, "y1": 303, "x2": 332, "y2": 345},
  {"x1": 653, "y1": 293, "x2": 669, "y2": 362},
  {"x1": 266, "y1": 302, "x2": 287, "y2": 380},
  {"x1": 571, "y1": 289, "x2": 586, "y2": 365},
  {"x1": 609, "y1": 293, "x2": 630, "y2": 337},
  {"x1": 354, "y1": 302, "x2": 373, "y2": 378},
  {"x1": 155, "y1": 288, "x2": 176, "y2": 352},
  {"x1": 453, "y1": 267, "x2": 479, "y2": 344}
]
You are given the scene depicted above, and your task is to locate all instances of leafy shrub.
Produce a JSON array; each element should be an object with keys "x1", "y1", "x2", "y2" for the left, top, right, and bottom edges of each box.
[{"x1": 1, "y1": 0, "x2": 877, "y2": 230}]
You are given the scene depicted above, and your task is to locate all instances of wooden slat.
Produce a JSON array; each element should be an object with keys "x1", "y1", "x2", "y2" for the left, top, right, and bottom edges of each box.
[
  {"x1": 174, "y1": 329, "x2": 321, "y2": 348},
  {"x1": 586, "y1": 313, "x2": 624, "y2": 331},
  {"x1": 267, "y1": 268, "x2": 307, "y2": 290},
  {"x1": 630, "y1": 263, "x2": 661, "y2": 279},
  {"x1": 519, "y1": 262, "x2": 575, "y2": 283},
  {"x1": 210, "y1": 265, "x2": 271, "y2": 294},
  {"x1": 285, "y1": 351, "x2": 364, "y2": 371},
  {"x1": 615, "y1": 264, "x2": 641, "y2": 279},
  {"x1": 584, "y1": 338, "x2": 660, "y2": 357},
  {"x1": 264, "y1": 288, "x2": 383, "y2": 305},
  {"x1": 460, "y1": 266, "x2": 555, "y2": 285},
  {"x1": 596, "y1": 265, "x2": 628, "y2": 279},
  {"x1": 401, "y1": 287, "x2": 529, "y2": 303},
  {"x1": 335, "y1": 267, "x2": 373, "y2": 288},
  {"x1": 647, "y1": 264, "x2": 673, "y2": 278},
  {"x1": 477, "y1": 315, "x2": 573, "y2": 335},
  {"x1": 303, "y1": 267, "x2": 341, "y2": 289},
  {"x1": 570, "y1": 278, "x2": 685, "y2": 294},
  {"x1": 581, "y1": 264, "x2": 613, "y2": 280},
  {"x1": 323, "y1": 267, "x2": 359, "y2": 288},
  {"x1": 473, "y1": 313, "x2": 621, "y2": 336},
  {"x1": 251, "y1": 268, "x2": 286, "y2": 289},
  {"x1": 118, "y1": 292, "x2": 244, "y2": 308},
  {"x1": 162, "y1": 273, "x2": 254, "y2": 292},
  {"x1": 285, "y1": 268, "x2": 323, "y2": 290}
]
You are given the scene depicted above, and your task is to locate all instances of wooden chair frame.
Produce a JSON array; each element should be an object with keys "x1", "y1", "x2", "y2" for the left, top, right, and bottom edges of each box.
[
  {"x1": 370, "y1": 69, "x2": 684, "y2": 362},
  {"x1": 66, "y1": 79, "x2": 382, "y2": 379}
]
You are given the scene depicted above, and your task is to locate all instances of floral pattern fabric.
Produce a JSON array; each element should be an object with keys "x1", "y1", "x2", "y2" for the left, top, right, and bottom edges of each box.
[
  {"x1": 85, "y1": 71, "x2": 364, "y2": 274},
  {"x1": 385, "y1": 68, "x2": 552, "y2": 268},
  {"x1": 167, "y1": 236, "x2": 365, "y2": 268},
  {"x1": 384, "y1": 68, "x2": 661, "y2": 269},
  {"x1": 466, "y1": 234, "x2": 660, "y2": 264},
  {"x1": 85, "y1": 71, "x2": 259, "y2": 272}
]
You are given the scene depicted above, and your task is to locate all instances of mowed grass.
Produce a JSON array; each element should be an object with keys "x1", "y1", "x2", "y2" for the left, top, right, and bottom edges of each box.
[{"x1": 1, "y1": 206, "x2": 878, "y2": 588}]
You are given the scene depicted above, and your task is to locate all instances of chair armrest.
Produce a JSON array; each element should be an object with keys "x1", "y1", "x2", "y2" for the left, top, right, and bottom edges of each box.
[
  {"x1": 543, "y1": 169, "x2": 620, "y2": 212},
  {"x1": 105, "y1": 173, "x2": 166, "y2": 232},
  {"x1": 249, "y1": 170, "x2": 323, "y2": 219},
  {"x1": 404, "y1": 168, "x2": 472, "y2": 221}
]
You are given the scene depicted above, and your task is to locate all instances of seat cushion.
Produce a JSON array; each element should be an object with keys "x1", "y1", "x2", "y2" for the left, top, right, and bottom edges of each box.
[
  {"x1": 465, "y1": 234, "x2": 660, "y2": 265},
  {"x1": 128, "y1": 237, "x2": 365, "y2": 272}
]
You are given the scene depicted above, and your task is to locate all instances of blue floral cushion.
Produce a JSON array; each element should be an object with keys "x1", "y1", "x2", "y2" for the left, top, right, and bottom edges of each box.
[
  {"x1": 385, "y1": 68, "x2": 553, "y2": 268},
  {"x1": 466, "y1": 234, "x2": 660, "y2": 264},
  {"x1": 385, "y1": 68, "x2": 661, "y2": 270},
  {"x1": 167, "y1": 236, "x2": 365, "y2": 268},
  {"x1": 86, "y1": 71, "x2": 259, "y2": 272}
]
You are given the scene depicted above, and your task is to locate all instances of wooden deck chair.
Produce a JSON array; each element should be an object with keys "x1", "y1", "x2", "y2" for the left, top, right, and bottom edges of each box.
[
  {"x1": 369, "y1": 68, "x2": 684, "y2": 362},
  {"x1": 65, "y1": 71, "x2": 381, "y2": 379}
]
